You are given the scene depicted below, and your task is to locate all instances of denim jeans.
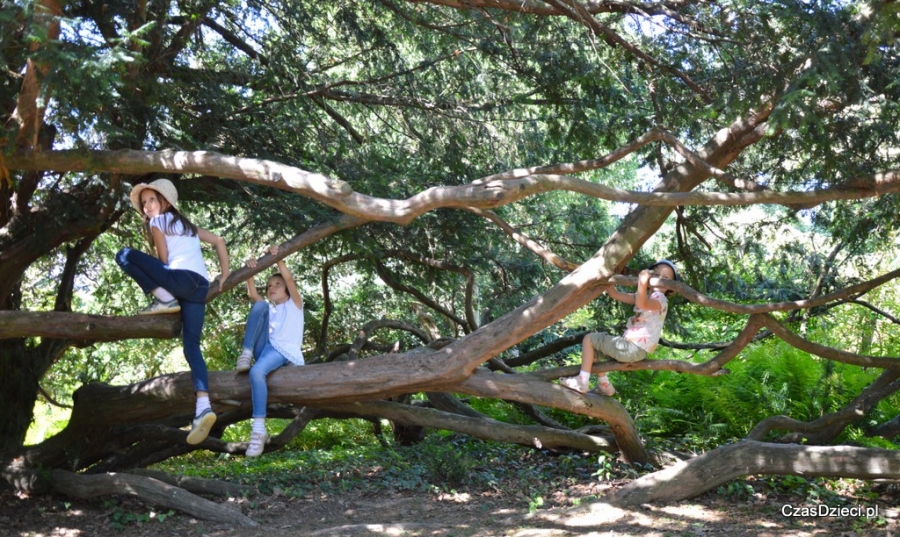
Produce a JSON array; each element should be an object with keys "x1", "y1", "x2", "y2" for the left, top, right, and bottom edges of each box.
[
  {"x1": 242, "y1": 301, "x2": 293, "y2": 418},
  {"x1": 115, "y1": 247, "x2": 210, "y2": 393}
]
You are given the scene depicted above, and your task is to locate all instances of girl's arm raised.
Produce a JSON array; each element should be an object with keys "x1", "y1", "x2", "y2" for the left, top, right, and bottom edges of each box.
[
  {"x1": 198, "y1": 228, "x2": 230, "y2": 290},
  {"x1": 273, "y1": 251, "x2": 303, "y2": 310},
  {"x1": 634, "y1": 270, "x2": 663, "y2": 312},
  {"x1": 243, "y1": 256, "x2": 265, "y2": 303}
]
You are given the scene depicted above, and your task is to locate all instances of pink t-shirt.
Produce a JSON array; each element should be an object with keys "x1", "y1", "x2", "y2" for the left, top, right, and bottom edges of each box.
[{"x1": 623, "y1": 290, "x2": 668, "y2": 353}]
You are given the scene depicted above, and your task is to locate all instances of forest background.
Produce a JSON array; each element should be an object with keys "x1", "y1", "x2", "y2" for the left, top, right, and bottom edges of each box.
[{"x1": 2, "y1": 0, "x2": 900, "y2": 534}]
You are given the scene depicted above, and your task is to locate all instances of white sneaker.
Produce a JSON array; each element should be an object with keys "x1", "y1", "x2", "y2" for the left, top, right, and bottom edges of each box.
[
  {"x1": 186, "y1": 409, "x2": 216, "y2": 445},
  {"x1": 246, "y1": 431, "x2": 268, "y2": 457},
  {"x1": 235, "y1": 350, "x2": 252, "y2": 373},
  {"x1": 138, "y1": 298, "x2": 180, "y2": 315},
  {"x1": 560, "y1": 374, "x2": 589, "y2": 393}
]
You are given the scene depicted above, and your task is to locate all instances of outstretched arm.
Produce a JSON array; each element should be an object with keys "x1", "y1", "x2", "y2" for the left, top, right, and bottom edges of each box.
[
  {"x1": 604, "y1": 283, "x2": 636, "y2": 305},
  {"x1": 269, "y1": 245, "x2": 303, "y2": 310}
]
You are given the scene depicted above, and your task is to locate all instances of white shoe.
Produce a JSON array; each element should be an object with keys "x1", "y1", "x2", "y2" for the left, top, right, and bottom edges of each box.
[
  {"x1": 560, "y1": 374, "x2": 589, "y2": 393},
  {"x1": 186, "y1": 409, "x2": 216, "y2": 445},
  {"x1": 246, "y1": 431, "x2": 268, "y2": 457},
  {"x1": 138, "y1": 298, "x2": 180, "y2": 315},
  {"x1": 235, "y1": 351, "x2": 252, "y2": 373}
]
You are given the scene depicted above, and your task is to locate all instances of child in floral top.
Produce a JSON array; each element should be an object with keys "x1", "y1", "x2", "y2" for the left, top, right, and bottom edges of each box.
[{"x1": 560, "y1": 260, "x2": 678, "y2": 396}]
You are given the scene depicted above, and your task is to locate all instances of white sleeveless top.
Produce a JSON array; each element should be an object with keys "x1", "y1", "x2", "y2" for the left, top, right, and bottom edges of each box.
[
  {"x1": 150, "y1": 213, "x2": 209, "y2": 280},
  {"x1": 268, "y1": 299, "x2": 305, "y2": 365}
]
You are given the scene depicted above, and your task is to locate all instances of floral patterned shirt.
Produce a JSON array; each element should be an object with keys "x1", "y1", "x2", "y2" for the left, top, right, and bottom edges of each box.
[{"x1": 623, "y1": 290, "x2": 668, "y2": 353}]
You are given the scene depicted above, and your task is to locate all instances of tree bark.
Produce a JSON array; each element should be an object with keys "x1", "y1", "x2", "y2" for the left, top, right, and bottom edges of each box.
[
  {"x1": 325, "y1": 400, "x2": 616, "y2": 452},
  {"x1": 607, "y1": 440, "x2": 900, "y2": 507},
  {"x1": 50, "y1": 469, "x2": 257, "y2": 526}
]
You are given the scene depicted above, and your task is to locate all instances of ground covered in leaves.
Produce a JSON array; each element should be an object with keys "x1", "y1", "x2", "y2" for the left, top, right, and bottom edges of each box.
[{"x1": 3, "y1": 436, "x2": 899, "y2": 536}]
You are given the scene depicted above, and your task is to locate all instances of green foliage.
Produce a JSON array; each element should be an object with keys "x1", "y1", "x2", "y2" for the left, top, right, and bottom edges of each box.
[
  {"x1": 7, "y1": 0, "x2": 900, "y2": 486},
  {"x1": 155, "y1": 432, "x2": 601, "y2": 504},
  {"x1": 103, "y1": 500, "x2": 175, "y2": 531},
  {"x1": 619, "y1": 339, "x2": 889, "y2": 445}
]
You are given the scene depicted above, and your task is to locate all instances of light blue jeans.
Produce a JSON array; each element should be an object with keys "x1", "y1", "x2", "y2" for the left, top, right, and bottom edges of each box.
[{"x1": 242, "y1": 301, "x2": 295, "y2": 418}]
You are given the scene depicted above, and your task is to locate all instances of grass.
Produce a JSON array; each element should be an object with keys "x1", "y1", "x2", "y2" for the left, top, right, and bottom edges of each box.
[{"x1": 155, "y1": 429, "x2": 608, "y2": 499}]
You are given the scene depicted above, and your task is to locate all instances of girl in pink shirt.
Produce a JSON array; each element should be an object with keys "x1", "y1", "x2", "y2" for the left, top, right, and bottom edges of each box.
[{"x1": 561, "y1": 260, "x2": 678, "y2": 396}]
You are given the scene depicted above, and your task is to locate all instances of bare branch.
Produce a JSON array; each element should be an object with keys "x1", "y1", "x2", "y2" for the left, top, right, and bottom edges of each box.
[
  {"x1": 324, "y1": 399, "x2": 616, "y2": 452},
  {"x1": 611, "y1": 266, "x2": 900, "y2": 315},
  {"x1": 851, "y1": 299, "x2": 900, "y2": 326},
  {"x1": 348, "y1": 319, "x2": 431, "y2": 360},
  {"x1": 542, "y1": 0, "x2": 710, "y2": 101},
  {"x1": 748, "y1": 370, "x2": 900, "y2": 442},
  {"x1": 374, "y1": 261, "x2": 469, "y2": 332},
  {"x1": 467, "y1": 208, "x2": 579, "y2": 271},
  {"x1": 8, "y1": 150, "x2": 896, "y2": 225},
  {"x1": 201, "y1": 17, "x2": 268, "y2": 64}
]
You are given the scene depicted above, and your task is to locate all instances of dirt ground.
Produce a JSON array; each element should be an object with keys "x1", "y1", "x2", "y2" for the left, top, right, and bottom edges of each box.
[{"x1": 2, "y1": 481, "x2": 898, "y2": 537}]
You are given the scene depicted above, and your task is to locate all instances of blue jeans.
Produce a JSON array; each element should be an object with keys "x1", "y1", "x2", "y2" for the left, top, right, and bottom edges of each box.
[
  {"x1": 243, "y1": 301, "x2": 293, "y2": 418},
  {"x1": 116, "y1": 247, "x2": 210, "y2": 393}
]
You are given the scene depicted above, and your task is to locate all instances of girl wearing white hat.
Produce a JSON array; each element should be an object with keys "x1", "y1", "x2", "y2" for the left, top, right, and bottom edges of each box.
[
  {"x1": 560, "y1": 260, "x2": 678, "y2": 397},
  {"x1": 115, "y1": 179, "x2": 230, "y2": 445}
]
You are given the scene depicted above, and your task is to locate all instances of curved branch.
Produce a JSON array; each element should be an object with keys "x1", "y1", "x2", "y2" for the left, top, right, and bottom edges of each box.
[
  {"x1": 455, "y1": 369, "x2": 649, "y2": 463},
  {"x1": 747, "y1": 371, "x2": 900, "y2": 442},
  {"x1": 374, "y1": 260, "x2": 469, "y2": 332},
  {"x1": 208, "y1": 214, "x2": 367, "y2": 301},
  {"x1": 543, "y1": 0, "x2": 710, "y2": 101},
  {"x1": 348, "y1": 318, "x2": 430, "y2": 360},
  {"x1": 607, "y1": 440, "x2": 900, "y2": 507},
  {"x1": 6, "y1": 149, "x2": 898, "y2": 225},
  {"x1": 383, "y1": 249, "x2": 478, "y2": 330},
  {"x1": 324, "y1": 399, "x2": 615, "y2": 452},
  {"x1": 201, "y1": 17, "x2": 268, "y2": 64},
  {"x1": 318, "y1": 253, "x2": 365, "y2": 355},
  {"x1": 467, "y1": 208, "x2": 579, "y2": 271},
  {"x1": 610, "y1": 266, "x2": 900, "y2": 315},
  {"x1": 759, "y1": 314, "x2": 900, "y2": 369},
  {"x1": 851, "y1": 299, "x2": 900, "y2": 325},
  {"x1": 50, "y1": 469, "x2": 257, "y2": 526}
]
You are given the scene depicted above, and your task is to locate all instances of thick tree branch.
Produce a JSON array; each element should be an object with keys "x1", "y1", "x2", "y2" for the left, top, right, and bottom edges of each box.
[
  {"x1": 8, "y1": 153, "x2": 896, "y2": 226},
  {"x1": 324, "y1": 399, "x2": 616, "y2": 452},
  {"x1": 50, "y1": 469, "x2": 257, "y2": 526}
]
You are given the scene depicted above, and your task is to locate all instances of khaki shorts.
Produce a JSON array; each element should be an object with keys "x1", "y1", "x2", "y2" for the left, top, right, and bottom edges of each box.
[{"x1": 587, "y1": 332, "x2": 648, "y2": 363}]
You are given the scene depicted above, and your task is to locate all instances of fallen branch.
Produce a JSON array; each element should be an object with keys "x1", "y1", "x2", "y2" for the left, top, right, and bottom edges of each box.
[
  {"x1": 608, "y1": 440, "x2": 900, "y2": 506},
  {"x1": 50, "y1": 469, "x2": 257, "y2": 526}
]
